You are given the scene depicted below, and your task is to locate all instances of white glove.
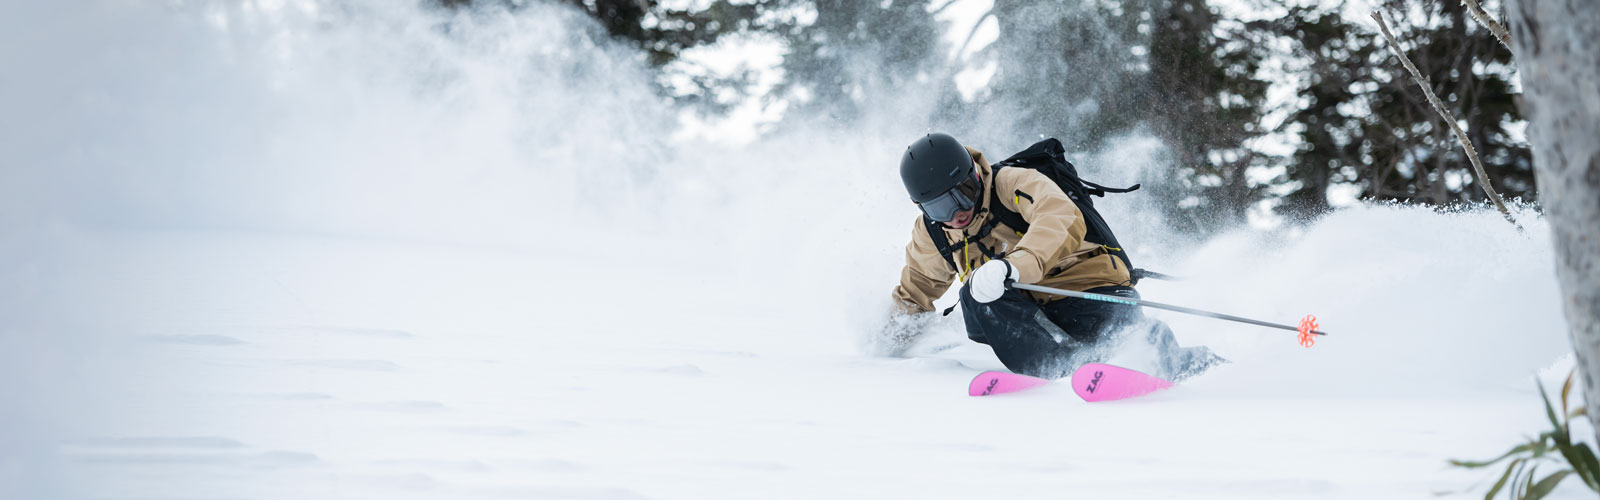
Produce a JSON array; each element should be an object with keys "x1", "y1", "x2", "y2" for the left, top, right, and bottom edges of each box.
[{"x1": 969, "y1": 259, "x2": 1017, "y2": 303}]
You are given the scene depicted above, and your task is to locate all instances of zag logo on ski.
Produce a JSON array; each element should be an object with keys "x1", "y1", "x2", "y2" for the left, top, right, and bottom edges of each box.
[
  {"x1": 967, "y1": 371, "x2": 1050, "y2": 396},
  {"x1": 1083, "y1": 369, "x2": 1104, "y2": 394},
  {"x1": 1071, "y1": 363, "x2": 1173, "y2": 402}
]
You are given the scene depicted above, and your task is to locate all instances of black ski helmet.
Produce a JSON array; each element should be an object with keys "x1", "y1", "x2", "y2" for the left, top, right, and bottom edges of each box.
[
  {"x1": 900, "y1": 133, "x2": 980, "y2": 222},
  {"x1": 900, "y1": 133, "x2": 973, "y2": 202}
]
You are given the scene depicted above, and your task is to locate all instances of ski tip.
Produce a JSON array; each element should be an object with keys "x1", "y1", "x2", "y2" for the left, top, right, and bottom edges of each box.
[
  {"x1": 1071, "y1": 363, "x2": 1173, "y2": 402},
  {"x1": 968, "y1": 370, "x2": 1050, "y2": 397}
]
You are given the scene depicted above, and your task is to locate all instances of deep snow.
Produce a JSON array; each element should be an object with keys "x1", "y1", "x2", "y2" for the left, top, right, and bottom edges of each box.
[{"x1": 0, "y1": 1, "x2": 1587, "y2": 499}]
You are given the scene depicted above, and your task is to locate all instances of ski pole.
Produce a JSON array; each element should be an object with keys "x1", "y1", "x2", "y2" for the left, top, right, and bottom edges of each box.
[{"x1": 1008, "y1": 282, "x2": 1329, "y2": 340}]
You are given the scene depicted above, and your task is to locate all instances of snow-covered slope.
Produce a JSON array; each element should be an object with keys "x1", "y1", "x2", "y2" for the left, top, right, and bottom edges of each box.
[
  {"x1": 0, "y1": 2, "x2": 1582, "y2": 499},
  {"x1": 8, "y1": 207, "x2": 1577, "y2": 500}
]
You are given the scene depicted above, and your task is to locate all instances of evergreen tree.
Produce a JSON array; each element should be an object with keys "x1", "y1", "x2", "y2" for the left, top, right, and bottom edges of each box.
[
  {"x1": 976, "y1": 0, "x2": 1149, "y2": 151},
  {"x1": 1144, "y1": 0, "x2": 1272, "y2": 232},
  {"x1": 431, "y1": 0, "x2": 769, "y2": 114},
  {"x1": 1270, "y1": 0, "x2": 1531, "y2": 219},
  {"x1": 974, "y1": 0, "x2": 1270, "y2": 235},
  {"x1": 1364, "y1": 0, "x2": 1531, "y2": 206},
  {"x1": 1268, "y1": 6, "x2": 1379, "y2": 220},
  {"x1": 433, "y1": 0, "x2": 764, "y2": 67},
  {"x1": 758, "y1": 0, "x2": 953, "y2": 127}
]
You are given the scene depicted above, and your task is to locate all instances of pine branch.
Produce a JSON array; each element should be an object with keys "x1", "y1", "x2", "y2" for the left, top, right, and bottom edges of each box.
[
  {"x1": 1370, "y1": 10, "x2": 1521, "y2": 230},
  {"x1": 1461, "y1": 0, "x2": 1514, "y2": 51}
]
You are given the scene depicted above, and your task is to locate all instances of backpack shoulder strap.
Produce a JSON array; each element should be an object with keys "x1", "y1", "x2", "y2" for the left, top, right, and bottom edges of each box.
[
  {"x1": 986, "y1": 165, "x2": 1030, "y2": 236},
  {"x1": 920, "y1": 216, "x2": 960, "y2": 272},
  {"x1": 922, "y1": 213, "x2": 1008, "y2": 275}
]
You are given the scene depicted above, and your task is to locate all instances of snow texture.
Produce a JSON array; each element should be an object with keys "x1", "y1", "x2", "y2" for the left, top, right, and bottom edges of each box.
[{"x1": 0, "y1": 1, "x2": 1587, "y2": 498}]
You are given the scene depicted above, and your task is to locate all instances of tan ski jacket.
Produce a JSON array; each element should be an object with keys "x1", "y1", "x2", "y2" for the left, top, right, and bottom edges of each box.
[{"x1": 891, "y1": 147, "x2": 1133, "y2": 314}]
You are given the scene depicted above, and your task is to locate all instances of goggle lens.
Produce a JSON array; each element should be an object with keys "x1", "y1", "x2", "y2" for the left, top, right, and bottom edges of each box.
[{"x1": 919, "y1": 187, "x2": 975, "y2": 223}]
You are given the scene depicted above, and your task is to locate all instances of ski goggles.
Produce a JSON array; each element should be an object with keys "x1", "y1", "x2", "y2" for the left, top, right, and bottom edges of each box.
[{"x1": 918, "y1": 178, "x2": 981, "y2": 223}]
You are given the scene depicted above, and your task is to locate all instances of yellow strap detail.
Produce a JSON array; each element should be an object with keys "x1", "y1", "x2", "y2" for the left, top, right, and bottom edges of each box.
[
  {"x1": 960, "y1": 243, "x2": 970, "y2": 282},
  {"x1": 958, "y1": 241, "x2": 995, "y2": 283}
]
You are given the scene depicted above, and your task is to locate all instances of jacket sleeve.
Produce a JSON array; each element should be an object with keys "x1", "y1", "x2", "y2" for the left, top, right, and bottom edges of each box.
[
  {"x1": 891, "y1": 216, "x2": 958, "y2": 314},
  {"x1": 1001, "y1": 169, "x2": 1087, "y2": 285}
]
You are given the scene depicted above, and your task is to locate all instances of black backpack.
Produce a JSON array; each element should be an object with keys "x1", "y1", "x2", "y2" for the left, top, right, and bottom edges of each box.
[{"x1": 921, "y1": 137, "x2": 1140, "y2": 279}]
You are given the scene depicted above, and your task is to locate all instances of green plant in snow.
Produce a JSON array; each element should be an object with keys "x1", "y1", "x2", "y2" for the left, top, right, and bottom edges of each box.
[{"x1": 1451, "y1": 368, "x2": 1600, "y2": 499}]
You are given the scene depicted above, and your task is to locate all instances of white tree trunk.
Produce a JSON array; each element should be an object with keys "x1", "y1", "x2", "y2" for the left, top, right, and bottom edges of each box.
[{"x1": 1504, "y1": 0, "x2": 1600, "y2": 439}]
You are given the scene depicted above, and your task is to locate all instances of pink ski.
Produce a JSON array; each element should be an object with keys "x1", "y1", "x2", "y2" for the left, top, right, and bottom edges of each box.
[
  {"x1": 968, "y1": 371, "x2": 1051, "y2": 396},
  {"x1": 1072, "y1": 363, "x2": 1173, "y2": 402}
]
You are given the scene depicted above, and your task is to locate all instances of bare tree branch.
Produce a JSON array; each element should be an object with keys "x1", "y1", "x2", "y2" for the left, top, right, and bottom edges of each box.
[
  {"x1": 954, "y1": 11, "x2": 996, "y2": 61},
  {"x1": 1462, "y1": 0, "x2": 1514, "y2": 50},
  {"x1": 930, "y1": 0, "x2": 961, "y2": 15},
  {"x1": 1371, "y1": 10, "x2": 1521, "y2": 229}
]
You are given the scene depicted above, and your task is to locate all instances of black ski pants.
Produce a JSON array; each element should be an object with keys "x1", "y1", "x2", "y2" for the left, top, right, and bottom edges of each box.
[{"x1": 960, "y1": 283, "x2": 1148, "y2": 379}]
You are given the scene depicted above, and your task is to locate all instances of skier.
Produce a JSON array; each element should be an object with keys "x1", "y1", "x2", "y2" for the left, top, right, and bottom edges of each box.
[{"x1": 885, "y1": 133, "x2": 1222, "y2": 381}]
